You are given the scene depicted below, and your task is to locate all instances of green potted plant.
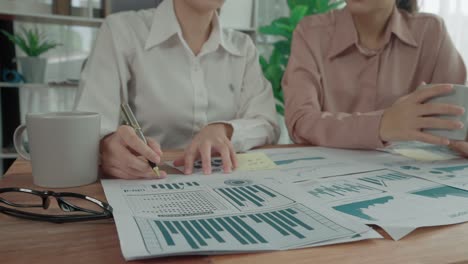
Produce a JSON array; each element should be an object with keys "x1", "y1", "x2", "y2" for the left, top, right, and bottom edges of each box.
[
  {"x1": 259, "y1": 0, "x2": 346, "y2": 116},
  {"x1": 1, "y1": 27, "x2": 60, "y2": 83}
]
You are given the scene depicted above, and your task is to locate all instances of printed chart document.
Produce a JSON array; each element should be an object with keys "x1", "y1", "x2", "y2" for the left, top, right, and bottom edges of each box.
[
  {"x1": 297, "y1": 169, "x2": 468, "y2": 240},
  {"x1": 169, "y1": 147, "x2": 383, "y2": 181},
  {"x1": 169, "y1": 152, "x2": 278, "y2": 174},
  {"x1": 102, "y1": 176, "x2": 377, "y2": 260},
  {"x1": 379, "y1": 141, "x2": 461, "y2": 161}
]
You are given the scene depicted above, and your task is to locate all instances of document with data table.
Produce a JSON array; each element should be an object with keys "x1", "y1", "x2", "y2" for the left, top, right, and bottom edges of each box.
[{"x1": 102, "y1": 177, "x2": 378, "y2": 260}]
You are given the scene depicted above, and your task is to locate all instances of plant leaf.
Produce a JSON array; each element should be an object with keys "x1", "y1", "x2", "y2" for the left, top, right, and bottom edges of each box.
[
  {"x1": 260, "y1": 0, "x2": 344, "y2": 115},
  {"x1": 290, "y1": 5, "x2": 309, "y2": 27},
  {"x1": 1, "y1": 26, "x2": 60, "y2": 57}
]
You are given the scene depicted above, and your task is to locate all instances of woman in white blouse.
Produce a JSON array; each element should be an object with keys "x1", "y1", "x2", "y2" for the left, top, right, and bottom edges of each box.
[{"x1": 75, "y1": 0, "x2": 279, "y2": 179}]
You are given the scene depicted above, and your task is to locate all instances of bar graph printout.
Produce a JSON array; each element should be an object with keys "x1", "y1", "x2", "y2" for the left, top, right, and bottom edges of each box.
[{"x1": 102, "y1": 177, "x2": 376, "y2": 260}]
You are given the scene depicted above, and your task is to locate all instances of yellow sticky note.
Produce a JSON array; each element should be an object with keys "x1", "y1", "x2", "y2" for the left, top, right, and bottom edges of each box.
[
  {"x1": 393, "y1": 149, "x2": 453, "y2": 161},
  {"x1": 237, "y1": 152, "x2": 278, "y2": 171}
]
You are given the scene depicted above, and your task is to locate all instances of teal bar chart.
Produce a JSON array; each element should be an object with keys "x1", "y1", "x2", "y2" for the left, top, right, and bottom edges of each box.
[
  {"x1": 151, "y1": 182, "x2": 200, "y2": 190},
  {"x1": 308, "y1": 182, "x2": 383, "y2": 199},
  {"x1": 358, "y1": 172, "x2": 413, "y2": 187},
  {"x1": 135, "y1": 205, "x2": 356, "y2": 254},
  {"x1": 215, "y1": 184, "x2": 293, "y2": 209}
]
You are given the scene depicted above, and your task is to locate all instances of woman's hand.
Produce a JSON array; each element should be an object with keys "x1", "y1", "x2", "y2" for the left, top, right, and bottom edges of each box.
[
  {"x1": 174, "y1": 124, "x2": 238, "y2": 175},
  {"x1": 450, "y1": 141, "x2": 468, "y2": 158},
  {"x1": 100, "y1": 125, "x2": 167, "y2": 179},
  {"x1": 380, "y1": 84, "x2": 465, "y2": 145}
]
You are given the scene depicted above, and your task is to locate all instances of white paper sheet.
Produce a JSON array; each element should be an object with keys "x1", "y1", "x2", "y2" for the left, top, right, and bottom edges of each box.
[
  {"x1": 168, "y1": 147, "x2": 384, "y2": 182},
  {"x1": 102, "y1": 175, "x2": 376, "y2": 260},
  {"x1": 297, "y1": 169, "x2": 468, "y2": 240}
]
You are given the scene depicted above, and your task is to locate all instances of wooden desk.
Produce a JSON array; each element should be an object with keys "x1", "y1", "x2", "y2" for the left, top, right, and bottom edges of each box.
[{"x1": 2, "y1": 150, "x2": 468, "y2": 264}]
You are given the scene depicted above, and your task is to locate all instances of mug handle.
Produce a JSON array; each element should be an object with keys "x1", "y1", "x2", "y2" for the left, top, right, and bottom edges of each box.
[{"x1": 13, "y1": 124, "x2": 31, "y2": 161}]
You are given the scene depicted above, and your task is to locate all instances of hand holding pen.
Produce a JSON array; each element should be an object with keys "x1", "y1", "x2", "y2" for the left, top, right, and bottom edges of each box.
[{"x1": 98, "y1": 105, "x2": 166, "y2": 179}]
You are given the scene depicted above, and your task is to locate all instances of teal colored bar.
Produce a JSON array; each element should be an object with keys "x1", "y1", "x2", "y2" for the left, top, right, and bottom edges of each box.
[
  {"x1": 390, "y1": 173, "x2": 407, "y2": 178},
  {"x1": 280, "y1": 210, "x2": 314, "y2": 231},
  {"x1": 254, "y1": 185, "x2": 276, "y2": 197},
  {"x1": 158, "y1": 184, "x2": 165, "y2": 189},
  {"x1": 155, "y1": 221, "x2": 175, "y2": 246},
  {"x1": 194, "y1": 182, "x2": 200, "y2": 186},
  {"x1": 246, "y1": 186, "x2": 259, "y2": 193},
  {"x1": 217, "y1": 218, "x2": 248, "y2": 245},
  {"x1": 225, "y1": 217, "x2": 257, "y2": 244},
  {"x1": 182, "y1": 221, "x2": 207, "y2": 246},
  {"x1": 167, "y1": 184, "x2": 173, "y2": 190},
  {"x1": 200, "y1": 219, "x2": 225, "y2": 243},
  {"x1": 264, "y1": 213, "x2": 305, "y2": 239},
  {"x1": 232, "y1": 188, "x2": 262, "y2": 206},
  {"x1": 233, "y1": 216, "x2": 268, "y2": 244},
  {"x1": 249, "y1": 214, "x2": 262, "y2": 223},
  {"x1": 151, "y1": 185, "x2": 157, "y2": 189},
  {"x1": 164, "y1": 221, "x2": 178, "y2": 234},
  {"x1": 257, "y1": 214, "x2": 289, "y2": 236},
  {"x1": 191, "y1": 220, "x2": 211, "y2": 239},
  {"x1": 187, "y1": 182, "x2": 193, "y2": 186},
  {"x1": 323, "y1": 187, "x2": 343, "y2": 196},
  {"x1": 286, "y1": 208, "x2": 297, "y2": 214},
  {"x1": 219, "y1": 188, "x2": 244, "y2": 206},
  {"x1": 240, "y1": 187, "x2": 264, "y2": 202},
  {"x1": 225, "y1": 188, "x2": 246, "y2": 201},
  {"x1": 360, "y1": 178, "x2": 381, "y2": 185},
  {"x1": 173, "y1": 184, "x2": 180, "y2": 189},
  {"x1": 173, "y1": 221, "x2": 199, "y2": 249},
  {"x1": 208, "y1": 218, "x2": 223, "y2": 232},
  {"x1": 380, "y1": 175, "x2": 396, "y2": 181},
  {"x1": 271, "y1": 211, "x2": 297, "y2": 227}
]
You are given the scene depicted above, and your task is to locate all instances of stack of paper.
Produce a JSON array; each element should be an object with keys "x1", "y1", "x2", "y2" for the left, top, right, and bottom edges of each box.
[{"x1": 102, "y1": 176, "x2": 380, "y2": 260}]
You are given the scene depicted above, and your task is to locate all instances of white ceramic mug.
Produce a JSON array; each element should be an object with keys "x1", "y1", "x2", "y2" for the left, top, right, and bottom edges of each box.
[
  {"x1": 421, "y1": 84, "x2": 468, "y2": 141},
  {"x1": 14, "y1": 112, "x2": 100, "y2": 188}
]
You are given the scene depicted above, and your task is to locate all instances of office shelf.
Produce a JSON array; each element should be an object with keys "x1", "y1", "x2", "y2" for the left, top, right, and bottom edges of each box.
[
  {"x1": 0, "y1": 148, "x2": 19, "y2": 159},
  {"x1": 0, "y1": 10, "x2": 103, "y2": 27},
  {"x1": 0, "y1": 82, "x2": 79, "y2": 89}
]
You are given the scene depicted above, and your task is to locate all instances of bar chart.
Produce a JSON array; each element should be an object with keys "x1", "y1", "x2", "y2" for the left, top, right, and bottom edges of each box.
[
  {"x1": 151, "y1": 182, "x2": 200, "y2": 190},
  {"x1": 358, "y1": 171, "x2": 413, "y2": 187},
  {"x1": 305, "y1": 181, "x2": 385, "y2": 203},
  {"x1": 215, "y1": 184, "x2": 293, "y2": 210},
  {"x1": 134, "y1": 205, "x2": 357, "y2": 254}
]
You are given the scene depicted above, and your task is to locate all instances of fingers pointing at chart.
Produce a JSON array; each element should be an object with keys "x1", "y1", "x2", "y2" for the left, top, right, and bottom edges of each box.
[{"x1": 173, "y1": 124, "x2": 238, "y2": 175}]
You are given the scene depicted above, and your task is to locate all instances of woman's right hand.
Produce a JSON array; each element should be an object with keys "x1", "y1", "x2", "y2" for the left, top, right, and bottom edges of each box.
[
  {"x1": 380, "y1": 84, "x2": 466, "y2": 145},
  {"x1": 100, "y1": 125, "x2": 167, "y2": 179}
]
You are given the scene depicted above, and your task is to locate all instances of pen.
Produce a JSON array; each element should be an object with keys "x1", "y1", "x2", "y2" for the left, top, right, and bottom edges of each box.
[{"x1": 120, "y1": 103, "x2": 161, "y2": 178}]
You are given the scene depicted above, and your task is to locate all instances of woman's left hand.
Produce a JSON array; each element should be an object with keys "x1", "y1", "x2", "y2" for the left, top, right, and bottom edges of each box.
[
  {"x1": 450, "y1": 140, "x2": 468, "y2": 158},
  {"x1": 174, "y1": 124, "x2": 238, "y2": 175}
]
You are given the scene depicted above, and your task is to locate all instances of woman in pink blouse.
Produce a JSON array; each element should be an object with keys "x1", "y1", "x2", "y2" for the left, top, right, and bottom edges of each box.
[{"x1": 283, "y1": 0, "x2": 468, "y2": 156}]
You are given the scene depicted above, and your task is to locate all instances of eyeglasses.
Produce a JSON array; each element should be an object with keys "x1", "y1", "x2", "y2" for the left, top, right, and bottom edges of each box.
[{"x1": 0, "y1": 188, "x2": 113, "y2": 223}]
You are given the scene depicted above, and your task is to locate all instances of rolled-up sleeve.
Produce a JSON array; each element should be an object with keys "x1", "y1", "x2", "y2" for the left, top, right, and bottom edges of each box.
[
  {"x1": 283, "y1": 24, "x2": 385, "y2": 149},
  {"x1": 221, "y1": 38, "x2": 280, "y2": 152},
  {"x1": 74, "y1": 19, "x2": 130, "y2": 138}
]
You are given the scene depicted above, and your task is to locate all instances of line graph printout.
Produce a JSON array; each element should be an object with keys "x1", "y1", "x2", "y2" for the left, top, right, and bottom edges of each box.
[
  {"x1": 102, "y1": 177, "x2": 374, "y2": 260},
  {"x1": 389, "y1": 159, "x2": 468, "y2": 191},
  {"x1": 297, "y1": 169, "x2": 468, "y2": 240},
  {"x1": 257, "y1": 148, "x2": 382, "y2": 180}
]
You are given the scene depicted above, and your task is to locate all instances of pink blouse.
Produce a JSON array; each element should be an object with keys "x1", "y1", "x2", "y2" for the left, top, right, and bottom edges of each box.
[{"x1": 283, "y1": 7, "x2": 467, "y2": 149}]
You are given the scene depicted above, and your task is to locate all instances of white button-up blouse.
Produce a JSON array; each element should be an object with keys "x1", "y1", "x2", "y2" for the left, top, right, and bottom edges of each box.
[{"x1": 74, "y1": 0, "x2": 279, "y2": 152}]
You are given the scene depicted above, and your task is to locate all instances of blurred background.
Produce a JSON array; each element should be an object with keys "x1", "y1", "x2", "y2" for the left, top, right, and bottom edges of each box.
[{"x1": 0, "y1": 0, "x2": 466, "y2": 174}]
